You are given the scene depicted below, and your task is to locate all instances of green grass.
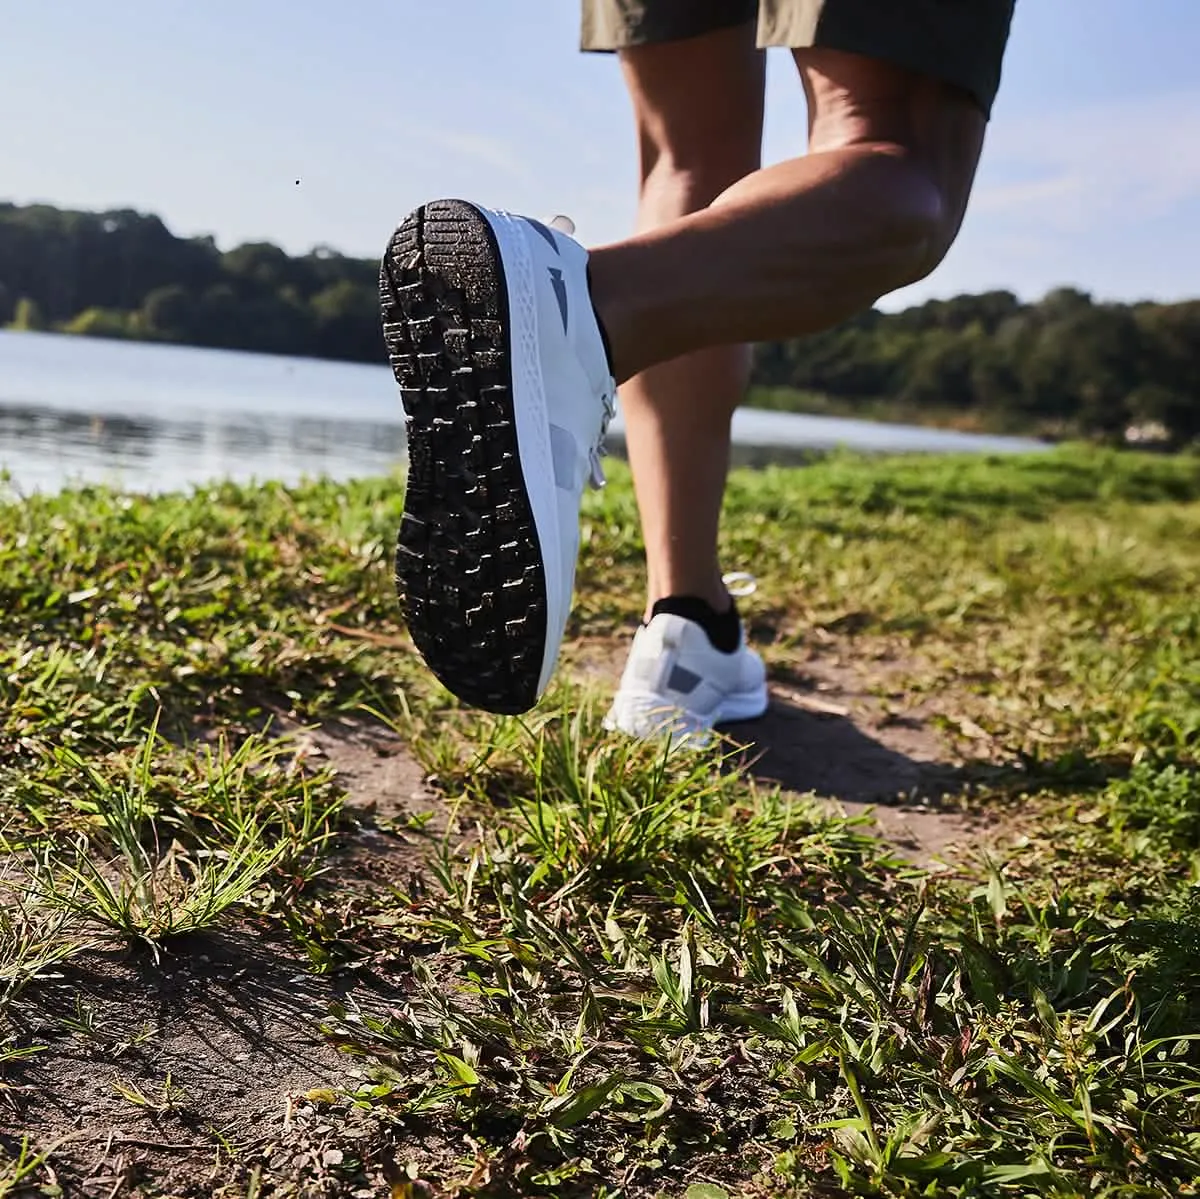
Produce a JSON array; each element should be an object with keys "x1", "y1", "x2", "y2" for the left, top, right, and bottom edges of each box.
[
  {"x1": 1, "y1": 446, "x2": 1199, "y2": 1196},
  {"x1": 0, "y1": 1135, "x2": 77, "y2": 1198}
]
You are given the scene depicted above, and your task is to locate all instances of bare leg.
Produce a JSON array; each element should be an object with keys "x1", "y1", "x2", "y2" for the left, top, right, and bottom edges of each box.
[
  {"x1": 616, "y1": 26, "x2": 765, "y2": 617},
  {"x1": 589, "y1": 48, "x2": 989, "y2": 383}
]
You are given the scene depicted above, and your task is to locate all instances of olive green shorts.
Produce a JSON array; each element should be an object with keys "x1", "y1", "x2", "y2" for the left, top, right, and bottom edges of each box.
[{"x1": 581, "y1": 0, "x2": 1015, "y2": 117}]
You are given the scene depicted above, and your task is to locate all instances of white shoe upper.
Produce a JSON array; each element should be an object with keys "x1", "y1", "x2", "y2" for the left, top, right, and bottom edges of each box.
[
  {"x1": 464, "y1": 206, "x2": 768, "y2": 740},
  {"x1": 605, "y1": 613, "x2": 769, "y2": 746},
  {"x1": 476, "y1": 207, "x2": 616, "y2": 700}
]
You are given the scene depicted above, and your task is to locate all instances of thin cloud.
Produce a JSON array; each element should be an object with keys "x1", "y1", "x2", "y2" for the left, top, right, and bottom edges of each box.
[
  {"x1": 412, "y1": 127, "x2": 531, "y2": 183},
  {"x1": 972, "y1": 174, "x2": 1083, "y2": 216},
  {"x1": 975, "y1": 88, "x2": 1200, "y2": 230}
]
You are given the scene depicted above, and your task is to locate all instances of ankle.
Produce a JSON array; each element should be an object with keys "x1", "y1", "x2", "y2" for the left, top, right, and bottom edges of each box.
[
  {"x1": 644, "y1": 577, "x2": 729, "y2": 624},
  {"x1": 647, "y1": 593, "x2": 740, "y2": 654}
]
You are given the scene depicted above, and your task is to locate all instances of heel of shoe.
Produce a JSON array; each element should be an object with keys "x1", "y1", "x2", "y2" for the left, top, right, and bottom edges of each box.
[{"x1": 382, "y1": 201, "x2": 548, "y2": 714}]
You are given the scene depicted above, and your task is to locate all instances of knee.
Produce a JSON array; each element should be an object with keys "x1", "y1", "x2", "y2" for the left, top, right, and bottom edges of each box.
[
  {"x1": 882, "y1": 201, "x2": 954, "y2": 293},
  {"x1": 641, "y1": 157, "x2": 735, "y2": 217},
  {"x1": 895, "y1": 195, "x2": 960, "y2": 287},
  {"x1": 857, "y1": 148, "x2": 960, "y2": 294}
]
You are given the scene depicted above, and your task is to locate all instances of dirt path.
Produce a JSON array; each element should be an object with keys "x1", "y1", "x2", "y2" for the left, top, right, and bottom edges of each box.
[
  {"x1": 3, "y1": 641, "x2": 1014, "y2": 1194},
  {"x1": 568, "y1": 634, "x2": 1007, "y2": 865},
  {"x1": 3, "y1": 724, "x2": 454, "y2": 1198}
]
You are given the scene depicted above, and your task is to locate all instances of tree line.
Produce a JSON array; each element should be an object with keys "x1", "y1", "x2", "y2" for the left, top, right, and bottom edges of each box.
[{"x1": 2, "y1": 202, "x2": 1196, "y2": 445}]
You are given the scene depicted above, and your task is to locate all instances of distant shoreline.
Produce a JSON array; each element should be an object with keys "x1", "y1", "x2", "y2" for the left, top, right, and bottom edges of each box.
[{"x1": 2, "y1": 200, "x2": 1197, "y2": 448}]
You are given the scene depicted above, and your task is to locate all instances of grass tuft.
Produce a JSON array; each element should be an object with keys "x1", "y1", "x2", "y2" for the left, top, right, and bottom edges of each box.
[{"x1": 2, "y1": 446, "x2": 1199, "y2": 1196}]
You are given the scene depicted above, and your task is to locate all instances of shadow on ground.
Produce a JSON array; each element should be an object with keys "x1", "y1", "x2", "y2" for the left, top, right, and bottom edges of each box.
[
  {"x1": 724, "y1": 690, "x2": 958, "y2": 806},
  {"x1": 569, "y1": 633, "x2": 1010, "y2": 864},
  {"x1": 5, "y1": 925, "x2": 401, "y2": 1197},
  {"x1": 720, "y1": 689, "x2": 993, "y2": 865}
]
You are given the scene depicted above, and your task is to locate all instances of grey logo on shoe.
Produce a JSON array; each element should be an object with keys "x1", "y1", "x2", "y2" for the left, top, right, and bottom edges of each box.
[
  {"x1": 549, "y1": 423, "x2": 579, "y2": 491},
  {"x1": 547, "y1": 267, "x2": 569, "y2": 333},
  {"x1": 668, "y1": 665, "x2": 702, "y2": 694}
]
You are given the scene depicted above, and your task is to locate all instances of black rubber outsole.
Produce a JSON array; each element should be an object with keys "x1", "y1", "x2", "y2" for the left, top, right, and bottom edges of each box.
[{"x1": 380, "y1": 200, "x2": 547, "y2": 715}]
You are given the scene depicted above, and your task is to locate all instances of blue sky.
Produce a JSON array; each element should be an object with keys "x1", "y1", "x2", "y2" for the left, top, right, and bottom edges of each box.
[{"x1": 3, "y1": 1, "x2": 1198, "y2": 308}]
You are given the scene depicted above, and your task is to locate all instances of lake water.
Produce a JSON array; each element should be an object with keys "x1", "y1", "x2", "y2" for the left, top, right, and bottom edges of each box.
[{"x1": 0, "y1": 330, "x2": 1045, "y2": 495}]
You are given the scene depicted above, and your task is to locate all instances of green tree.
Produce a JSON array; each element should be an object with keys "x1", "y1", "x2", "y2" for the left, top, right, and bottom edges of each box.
[
  {"x1": 2, "y1": 199, "x2": 1196, "y2": 445},
  {"x1": 60, "y1": 307, "x2": 135, "y2": 339},
  {"x1": 1129, "y1": 383, "x2": 1199, "y2": 445},
  {"x1": 310, "y1": 280, "x2": 380, "y2": 361},
  {"x1": 141, "y1": 285, "x2": 197, "y2": 339},
  {"x1": 10, "y1": 296, "x2": 47, "y2": 331}
]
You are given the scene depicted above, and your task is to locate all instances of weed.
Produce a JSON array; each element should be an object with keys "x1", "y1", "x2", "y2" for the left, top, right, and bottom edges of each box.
[{"x1": 3, "y1": 448, "x2": 1200, "y2": 1196}]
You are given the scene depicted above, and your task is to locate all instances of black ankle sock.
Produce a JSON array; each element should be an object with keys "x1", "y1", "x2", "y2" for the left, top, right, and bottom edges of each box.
[
  {"x1": 650, "y1": 595, "x2": 741, "y2": 654},
  {"x1": 585, "y1": 265, "x2": 615, "y2": 375}
]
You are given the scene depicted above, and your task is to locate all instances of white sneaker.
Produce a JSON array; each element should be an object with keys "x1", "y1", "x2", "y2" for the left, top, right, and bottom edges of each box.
[
  {"x1": 604, "y1": 613, "x2": 769, "y2": 746},
  {"x1": 382, "y1": 201, "x2": 616, "y2": 714}
]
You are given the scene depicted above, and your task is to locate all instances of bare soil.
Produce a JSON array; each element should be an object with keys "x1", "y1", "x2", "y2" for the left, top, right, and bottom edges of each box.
[
  {"x1": 3, "y1": 638, "x2": 1020, "y2": 1195},
  {"x1": 569, "y1": 632, "x2": 1012, "y2": 866},
  {"x1": 2, "y1": 724, "x2": 459, "y2": 1198}
]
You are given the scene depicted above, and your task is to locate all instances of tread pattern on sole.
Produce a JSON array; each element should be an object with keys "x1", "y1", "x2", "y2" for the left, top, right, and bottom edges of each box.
[{"x1": 381, "y1": 200, "x2": 546, "y2": 714}]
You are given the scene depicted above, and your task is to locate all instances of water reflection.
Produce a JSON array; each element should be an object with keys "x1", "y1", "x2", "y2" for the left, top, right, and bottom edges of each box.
[
  {"x1": 0, "y1": 401, "x2": 407, "y2": 495},
  {"x1": 0, "y1": 329, "x2": 1045, "y2": 496}
]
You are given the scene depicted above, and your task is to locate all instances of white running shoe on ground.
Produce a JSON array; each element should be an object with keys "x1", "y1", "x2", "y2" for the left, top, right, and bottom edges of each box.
[
  {"x1": 604, "y1": 613, "x2": 769, "y2": 746},
  {"x1": 382, "y1": 201, "x2": 616, "y2": 714}
]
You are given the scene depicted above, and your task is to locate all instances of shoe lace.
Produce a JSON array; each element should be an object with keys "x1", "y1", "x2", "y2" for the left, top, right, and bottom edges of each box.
[
  {"x1": 588, "y1": 382, "x2": 617, "y2": 489},
  {"x1": 549, "y1": 214, "x2": 617, "y2": 492},
  {"x1": 722, "y1": 571, "x2": 757, "y2": 597}
]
